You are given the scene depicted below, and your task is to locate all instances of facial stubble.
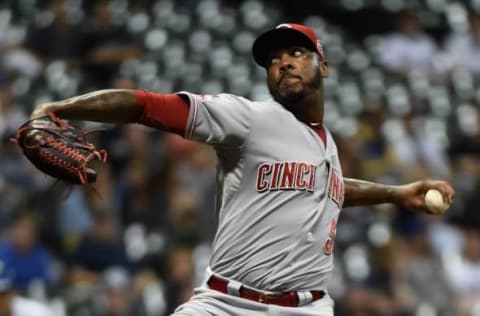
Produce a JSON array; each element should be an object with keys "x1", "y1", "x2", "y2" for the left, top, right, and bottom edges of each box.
[{"x1": 268, "y1": 69, "x2": 322, "y2": 110}]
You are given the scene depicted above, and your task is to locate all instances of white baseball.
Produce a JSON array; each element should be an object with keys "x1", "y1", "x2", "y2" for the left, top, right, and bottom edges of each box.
[{"x1": 425, "y1": 189, "x2": 450, "y2": 214}]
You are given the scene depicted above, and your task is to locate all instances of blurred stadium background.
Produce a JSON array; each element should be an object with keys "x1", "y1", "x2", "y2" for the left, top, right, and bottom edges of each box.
[{"x1": 0, "y1": 0, "x2": 480, "y2": 315}]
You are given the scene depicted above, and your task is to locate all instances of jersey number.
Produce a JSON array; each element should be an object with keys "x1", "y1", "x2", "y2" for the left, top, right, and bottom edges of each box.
[{"x1": 323, "y1": 218, "x2": 337, "y2": 255}]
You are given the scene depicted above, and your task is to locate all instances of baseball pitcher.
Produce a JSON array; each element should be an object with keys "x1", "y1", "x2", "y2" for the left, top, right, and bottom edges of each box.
[{"x1": 26, "y1": 23, "x2": 455, "y2": 316}]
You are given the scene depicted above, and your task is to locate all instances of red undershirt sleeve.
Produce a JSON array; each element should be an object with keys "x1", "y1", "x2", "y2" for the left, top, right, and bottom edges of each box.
[{"x1": 131, "y1": 90, "x2": 190, "y2": 136}]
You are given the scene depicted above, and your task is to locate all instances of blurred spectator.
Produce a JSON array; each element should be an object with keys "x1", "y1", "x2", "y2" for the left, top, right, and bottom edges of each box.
[
  {"x1": 24, "y1": 0, "x2": 82, "y2": 65},
  {"x1": 379, "y1": 9, "x2": 437, "y2": 76},
  {"x1": 355, "y1": 105, "x2": 397, "y2": 181},
  {"x1": 68, "y1": 210, "x2": 134, "y2": 285},
  {"x1": 454, "y1": 162, "x2": 480, "y2": 230},
  {"x1": 394, "y1": 214, "x2": 456, "y2": 315},
  {"x1": 101, "y1": 267, "x2": 132, "y2": 316},
  {"x1": 57, "y1": 187, "x2": 93, "y2": 250},
  {"x1": 335, "y1": 131, "x2": 363, "y2": 179},
  {"x1": 1, "y1": 38, "x2": 42, "y2": 80},
  {"x1": 0, "y1": 82, "x2": 33, "y2": 221},
  {"x1": 445, "y1": 12, "x2": 480, "y2": 77},
  {"x1": 0, "y1": 81, "x2": 28, "y2": 139},
  {"x1": 115, "y1": 156, "x2": 167, "y2": 229},
  {"x1": 167, "y1": 191, "x2": 203, "y2": 246},
  {"x1": 0, "y1": 212, "x2": 54, "y2": 294},
  {"x1": 130, "y1": 269, "x2": 167, "y2": 316},
  {"x1": 78, "y1": 0, "x2": 141, "y2": 87},
  {"x1": 448, "y1": 118, "x2": 480, "y2": 230},
  {"x1": 344, "y1": 240, "x2": 406, "y2": 316},
  {"x1": 444, "y1": 227, "x2": 480, "y2": 316},
  {"x1": 170, "y1": 138, "x2": 217, "y2": 241},
  {"x1": 0, "y1": 260, "x2": 55, "y2": 316},
  {"x1": 164, "y1": 247, "x2": 194, "y2": 315},
  {"x1": 383, "y1": 114, "x2": 450, "y2": 181}
]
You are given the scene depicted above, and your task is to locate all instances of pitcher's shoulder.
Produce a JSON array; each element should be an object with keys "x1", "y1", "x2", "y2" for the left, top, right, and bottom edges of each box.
[{"x1": 247, "y1": 98, "x2": 290, "y2": 114}]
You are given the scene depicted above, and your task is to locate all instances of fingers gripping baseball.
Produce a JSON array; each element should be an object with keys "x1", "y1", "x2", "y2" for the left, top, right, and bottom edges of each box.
[{"x1": 395, "y1": 180, "x2": 455, "y2": 215}]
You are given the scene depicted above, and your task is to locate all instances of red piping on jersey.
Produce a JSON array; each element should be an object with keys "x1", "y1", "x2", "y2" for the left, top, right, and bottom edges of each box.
[
  {"x1": 186, "y1": 93, "x2": 198, "y2": 139},
  {"x1": 310, "y1": 124, "x2": 327, "y2": 149},
  {"x1": 132, "y1": 90, "x2": 189, "y2": 135}
]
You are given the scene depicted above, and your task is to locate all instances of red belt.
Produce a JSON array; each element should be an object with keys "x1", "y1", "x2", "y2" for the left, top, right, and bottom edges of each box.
[{"x1": 207, "y1": 275, "x2": 325, "y2": 307}]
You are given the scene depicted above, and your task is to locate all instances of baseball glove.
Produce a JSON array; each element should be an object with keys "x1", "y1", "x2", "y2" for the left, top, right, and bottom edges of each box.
[{"x1": 12, "y1": 112, "x2": 107, "y2": 184}]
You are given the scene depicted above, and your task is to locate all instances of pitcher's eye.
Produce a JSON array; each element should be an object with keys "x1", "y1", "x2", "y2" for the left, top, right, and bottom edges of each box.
[
  {"x1": 268, "y1": 57, "x2": 280, "y2": 67},
  {"x1": 292, "y1": 48, "x2": 304, "y2": 57}
]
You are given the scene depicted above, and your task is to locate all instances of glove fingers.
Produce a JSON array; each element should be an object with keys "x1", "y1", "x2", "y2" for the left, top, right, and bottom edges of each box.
[{"x1": 13, "y1": 116, "x2": 106, "y2": 185}]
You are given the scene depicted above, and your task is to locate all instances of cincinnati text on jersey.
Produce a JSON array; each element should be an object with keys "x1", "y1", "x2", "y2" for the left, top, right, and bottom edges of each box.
[
  {"x1": 327, "y1": 167, "x2": 344, "y2": 207},
  {"x1": 256, "y1": 161, "x2": 316, "y2": 192}
]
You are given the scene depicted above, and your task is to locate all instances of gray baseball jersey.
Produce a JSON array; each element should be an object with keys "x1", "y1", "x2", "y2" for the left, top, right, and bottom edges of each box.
[{"x1": 180, "y1": 92, "x2": 344, "y2": 292}]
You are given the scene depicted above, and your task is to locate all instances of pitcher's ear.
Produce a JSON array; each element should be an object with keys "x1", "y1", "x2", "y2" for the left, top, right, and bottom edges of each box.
[{"x1": 320, "y1": 60, "x2": 329, "y2": 78}]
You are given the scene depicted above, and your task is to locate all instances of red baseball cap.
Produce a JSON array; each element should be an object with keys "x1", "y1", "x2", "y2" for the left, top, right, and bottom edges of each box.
[{"x1": 252, "y1": 23, "x2": 326, "y2": 68}]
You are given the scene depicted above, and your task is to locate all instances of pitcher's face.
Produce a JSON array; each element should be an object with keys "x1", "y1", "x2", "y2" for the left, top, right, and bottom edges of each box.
[{"x1": 266, "y1": 47, "x2": 328, "y2": 107}]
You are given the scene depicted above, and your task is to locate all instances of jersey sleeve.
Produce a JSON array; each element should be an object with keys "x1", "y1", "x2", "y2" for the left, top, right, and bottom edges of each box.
[{"x1": 178, "y1": 92, "x2": 253, "y2": 147}]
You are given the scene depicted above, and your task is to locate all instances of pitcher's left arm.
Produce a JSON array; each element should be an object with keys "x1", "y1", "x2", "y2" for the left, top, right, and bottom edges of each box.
[{"x1": 343, "y1": 178, "x2": 455, "y2": 213}]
